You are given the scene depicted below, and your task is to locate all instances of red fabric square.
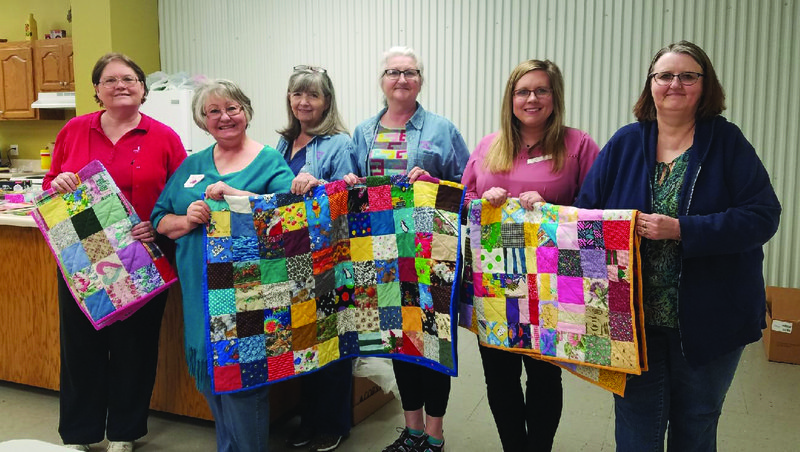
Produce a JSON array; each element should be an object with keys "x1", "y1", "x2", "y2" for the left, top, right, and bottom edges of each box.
[
  {"x1": 214, "y1": 364, "x2": 242, "y2": 392},
  {"x1": 602, "y1": 220, "x2": 632, "y2": 250},
  {"x1": 267, "y1": 352, "x2": 295, "y2": 381},
  {"x1": 402, "y1": 331, "x2": 423, "y2": 356},
  {"x1": 312, "y1": 248, "x2": 333, "y2": 275},
  {"x1": 153, "y1": 257, "x2": 176, "y2": 282},
  {"x1": 397, "y1": 257, "x2": 418, "y2": 282},
  {"x1": 608, "y1": 280, "x2": 631, "y2": 312},
  {"x1": 367, "y1": 185, "x2": 392, "y2": 211}
]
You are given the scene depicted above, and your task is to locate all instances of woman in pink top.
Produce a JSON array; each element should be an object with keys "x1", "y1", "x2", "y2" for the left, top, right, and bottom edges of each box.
[{"x1": 460, "y1": 60, "x2": 599, "y2": 451}]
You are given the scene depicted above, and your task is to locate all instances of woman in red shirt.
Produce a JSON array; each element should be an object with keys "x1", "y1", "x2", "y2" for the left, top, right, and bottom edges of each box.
[{"x1": 43, "y1": 53, "x2": 185, "y2": 452}]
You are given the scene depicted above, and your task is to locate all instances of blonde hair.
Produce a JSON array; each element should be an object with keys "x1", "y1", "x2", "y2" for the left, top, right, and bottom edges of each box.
[{"x1": 484, "y1": 60, "x2": 566, "y2": 173}]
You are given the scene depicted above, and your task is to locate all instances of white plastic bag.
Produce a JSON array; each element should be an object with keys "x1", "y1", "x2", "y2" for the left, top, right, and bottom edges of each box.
[
  {"x1": 146, "y1": 71, "x2": 169, "y2": 91},
  {"x1": 352, "y1": 357, "x2": 400, "y2": 399}
]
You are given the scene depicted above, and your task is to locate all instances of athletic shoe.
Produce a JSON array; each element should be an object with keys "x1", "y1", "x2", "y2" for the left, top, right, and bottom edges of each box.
[{"x1": 381, "y1": 427, "x2": 427, "y2": 452}]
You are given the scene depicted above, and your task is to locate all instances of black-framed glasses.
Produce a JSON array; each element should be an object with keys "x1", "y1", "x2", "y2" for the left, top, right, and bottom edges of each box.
[
  {"x1": 384, "y1": 69, "x2": 421, "y2": 80},
  {"x1": 98, "y1": 76, "x2": 141, "y2": 88},
  {"x1": 203, "y1": 105, "x2": 243, "y2": 120},
  {"x1": 294, "y1": 65, "x2": 327, "y2": 74},
  {"x1": 513, "y1": 88, "x2": 553, "y2": 99},
  {"x1": 649, "y1": 71, "x2": 704, "y2": 86}
]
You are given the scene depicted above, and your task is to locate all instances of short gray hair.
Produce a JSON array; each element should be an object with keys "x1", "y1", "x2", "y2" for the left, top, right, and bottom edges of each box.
[
  {"x1": 191, "y1": 79, "x2": 254, "y2": 132},
  {"x1": 381, "y1": 46, "x2": 424, "y2": 87}
]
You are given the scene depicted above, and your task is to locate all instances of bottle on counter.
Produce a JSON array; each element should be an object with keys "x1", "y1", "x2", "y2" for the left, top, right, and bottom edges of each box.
[{"x1": 25, "y1": 13, "x2": 38, "y2": 40}]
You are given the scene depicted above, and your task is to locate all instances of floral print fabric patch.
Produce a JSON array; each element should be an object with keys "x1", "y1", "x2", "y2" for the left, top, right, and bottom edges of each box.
[{"x1": 205, "y1": 175, "x2": 464, "y2": 394}]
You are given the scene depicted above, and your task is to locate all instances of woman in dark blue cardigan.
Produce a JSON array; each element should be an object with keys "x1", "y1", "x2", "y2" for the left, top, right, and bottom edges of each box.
[{"x1": 575, "y1": 41, "x2": 781, "y2": 451}]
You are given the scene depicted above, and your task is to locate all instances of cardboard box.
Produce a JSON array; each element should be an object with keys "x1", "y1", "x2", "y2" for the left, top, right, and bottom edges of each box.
[
  {"x1": 352, "y1": 376, "x2": 395, "y2": 425},
  {"x1": 763, "y1": 286, "x2": 800, "y2": 365}
]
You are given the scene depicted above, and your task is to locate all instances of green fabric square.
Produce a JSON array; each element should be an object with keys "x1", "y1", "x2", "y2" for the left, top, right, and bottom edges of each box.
[
  {"x1": 209, "y1": 288, "x2": 236, "y2": 315},
  {"x1": 584, "y1": 335, "x2": 612, "y2": 366},
  {"x1": 439, "y1": 339, "x2": 453, "y2": 369},
  {"x1": 259, "y1": 259, "x2": 288, "y2": 284},
  {"x1": 415, "y1": 258, "x2": 431, "y2": 285},
  {"x1": 377, "y1": 281, "x2": 401, "y2": 307},
  {"x1": 205, "y1": 198, "x2": 229, "y2": 212},
  {"x1": 481, "y1": 223, "x2": 502, "y2": 249},
  {"x1": 366, "y1": 176, "x2": 391, "y2": 187},
  {"x1": 393, "y1": 208, "x2": 415, "y2": 234},
  {"x1": 396, "y1": 233, "x2": 416, "y2": 257},
  {"x1": 94, "y1": 195, "x2": 128, "y2": 228},
  {"x1": 391, "y1": 185, "x2": 414, "y2": 208}
]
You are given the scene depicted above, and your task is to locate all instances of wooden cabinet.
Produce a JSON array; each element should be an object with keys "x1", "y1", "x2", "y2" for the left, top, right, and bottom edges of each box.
[
  {"x1": 34, "y1": 38, "x2": 74, "y2": 92},
  {"x1": 0, "y1": 42, "x2": 37, "y2": 120}
]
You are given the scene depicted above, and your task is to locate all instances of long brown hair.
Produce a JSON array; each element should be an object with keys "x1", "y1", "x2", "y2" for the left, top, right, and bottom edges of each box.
[
  {"x1": 633, "y1": 40, "x2": 726, "y2": 121},
  {"x1": 484, "y1": 60, "x2": 566, "y2": 173}
]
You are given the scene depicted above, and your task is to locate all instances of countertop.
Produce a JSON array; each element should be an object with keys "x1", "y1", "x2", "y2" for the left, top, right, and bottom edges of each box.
[{"x1": 0, "y1": 211, "x2": 36, "y2": 227}]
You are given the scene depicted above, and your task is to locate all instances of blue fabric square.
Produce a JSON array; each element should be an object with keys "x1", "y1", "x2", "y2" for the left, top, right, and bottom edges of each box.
[
  {"x1": 379, "y1": 307, "x2": 402, "y2": 330},
  {"x1": 230, "y1": 212, "x2": 256, "y2": 237},
  {"x1": 508, "y1": 322, "x2": 532, "y2": 348},
  {"x1": 276, "y1": 193, "x2": 303, "y2": 207},
  {"x1": 252, "y1": 194, "x2": 278, "y2": 211},
  {"x1": 239, "y1": 335, "x2": 267, "y2": 363},
  {"x1": 207, "y1": 237, "x2": 233, "y2": 263},
  {"x1": 241, "y1": 360, "x2": 269, "y2": 387},
  {"x1": 348, "y1": 212, "x2": 371, "y2": 237},
  {"x1": 339, "y1": 331, "x2": 359, "y2": 356},
  {"x1": 419, "y1": 284, "x2": 433, "y2": 310},
  {"x1": 213, "y1": 339, "x2": 239, "y2": 366},
  {"x1": 85, "y1": 289, "x2": 115, "y2": 321},
  {"x1": 231, "y1": 236, "x2": 259, "y2": 261},
  {"x1": 370, "y1": 210, "x2": 395, "y2": 235},
  {"x1": 375, "y1": 259, "x2": 399, "y2": 284},
  {"x1": 506, "y1": 297, "x2": 520, "y2": 324},
  {"x1": 335, "y1": 262, "x2": 355, "y2": 286},
  {"x1": 61, "y1": 242, "x2": 91, "y2": 273},
  {"x1": 580, "y1": 249, "x2": 607, "y2": 278}
]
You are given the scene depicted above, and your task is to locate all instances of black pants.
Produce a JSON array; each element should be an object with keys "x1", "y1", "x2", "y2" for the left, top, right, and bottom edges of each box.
[
  {"x1": 478, "y1": 344, "x2": 563, "y2": 452},
  {"x1": 58, "y1": 271, "x2": 167, "y2": 444},
  {"x1": 299, "y1": 358, "x2": 354, "y2": 436},
  {"x1": 393, "y1": 359, "x2": 451, "y2": 417}
]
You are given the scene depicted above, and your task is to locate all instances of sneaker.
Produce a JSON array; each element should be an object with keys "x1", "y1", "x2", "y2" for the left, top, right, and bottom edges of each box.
[
  {"x1": 107, "y1": 441, "x2": 134, "y2": 452},
  {"x1": 308, "y1": 434, "x2": 344, "y2": 452},
  {"x1": 381, "y1": 427, "x2": 427, "y2": 452},
  {"x1": 286, "y1": 426, "x2": 314, "y2": 448},
  {"x1": 419, "y1": 439, "x2": 445, "y2": 452},
  {"x1": 63, "y1": 446, "x2": 90, "y2": 451}
]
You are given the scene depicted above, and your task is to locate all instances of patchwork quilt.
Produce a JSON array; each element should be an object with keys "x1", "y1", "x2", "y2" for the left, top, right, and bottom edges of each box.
[
  {"x1": 204, "y1": 175, "x2": 464, "y2": 393},
  {"x1": 32, "y1": 160, "x2": 177, "y2": 330},
  {"x1": 459, "y1": 199, "x2": 645, "y2": 394}
]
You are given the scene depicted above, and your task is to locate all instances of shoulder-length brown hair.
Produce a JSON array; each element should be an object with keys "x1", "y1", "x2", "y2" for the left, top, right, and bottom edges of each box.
[
  {"x1": 484, "y1": 59, "x2": 566, "y2": 173},
  {"x1": 633, "y1": 40, "x2": 726, "y2": 121},
  {"x1": 91, "y1": 53, "x2": 148, "y2": 106}
]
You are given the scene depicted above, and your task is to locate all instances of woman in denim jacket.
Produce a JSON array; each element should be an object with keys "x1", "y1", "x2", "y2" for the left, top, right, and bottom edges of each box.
[
  {"x1": 276, "y1": 65, "x2": 356, "y2": 452},
  {"x1": 345, "y1": 46, "x2": 469, "y2": 452}
]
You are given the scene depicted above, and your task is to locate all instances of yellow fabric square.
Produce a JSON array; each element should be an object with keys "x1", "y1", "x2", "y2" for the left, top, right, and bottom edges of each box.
[
  {"x1": 279, "y1": 202, "x2": 307, "y2": 232},
  {"x1": 557, "y1": 205, "x2": 579, "y2": 223},
  {"x1": 525, "y1": 246, "x2": 537, "y2": 271},
  {"x1": 402, "y1": 306, "x2": 422, "y2": 331},
  {"x1": 537, "y1": 274, "x2": 556, "y2": 301},
  {"x1": 484, "y1": 297, "x2": 507, "y2": 322},
  {"x1": 413, "y1": 181, "x2": 438, "y2": 207},
  {"x1": 483, "y1": 274, "x2": 504, "y2": 298},
  {"x1": 524, "y1": 223, "x2": 539, "y2": 246},
  {"x1": 318, "y1": 337, "x2": 340, "y2": 366},
  {"x1": 480, "y1": 201, "x2": 502, "y2": 225},
  {"x1": 439, "y1": 179, "x2": 464, "y2": 190},
  {"x1": 208, "y1": 211, "x2": 231, "y2": 237},
  {"x1": 430, "y1": 233, "x2": 457, "y2": 261},
  {"x1": 292, "y1": 300, "x2": 317, "y2": 327},
  {"x1": 611, "y1": 340, "x2": 637, "y2": 370},
  {"x1": 39, "y1": 197, "x2": 70, "y2": 229},
  {"x1": 541, "y1": 303, "x2": 559, "y2": 329},
  {"x1": 349, "y1": 236, "x2": 374, "y2": 262}
]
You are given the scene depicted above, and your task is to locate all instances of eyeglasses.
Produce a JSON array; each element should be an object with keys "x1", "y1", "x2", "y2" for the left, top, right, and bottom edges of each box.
[
  {"x1": 294, "y1": 65, "x2": 327, "y2": 74},
  {"x1": 513, "y1": 88, "x2": 553, "y2": 99},
  {"x1": 649, "y1": 71, "x2": 704, "y2": 86},
  {"x1": 384, "y1": 69, "x2": 421, "y2": 80},
  {"x1": 203, "y1": 105, "x2": 244, "y2": 120},
  {"x1": 98, "y1": 76, "x2": 141, "y2": 88}
]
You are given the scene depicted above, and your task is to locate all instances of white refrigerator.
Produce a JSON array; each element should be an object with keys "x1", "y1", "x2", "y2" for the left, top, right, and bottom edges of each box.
[{"x1": 140, "y1": 89, "x2": 215, "y2": 153}]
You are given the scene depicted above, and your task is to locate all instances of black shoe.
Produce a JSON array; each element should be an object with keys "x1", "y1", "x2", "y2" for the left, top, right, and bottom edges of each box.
[
  {"x1": 286, "y1": 426, "x2": 313, "y2": 448},
  {"x1": 381, "y1": 427, "x2": 427, "y2": 452},
  {"x1": 309, "y1": 434, "x2": 345, "y2": 452},
  {"x1": 418, "y1": 438, "x2": 445, "y2": 452}
]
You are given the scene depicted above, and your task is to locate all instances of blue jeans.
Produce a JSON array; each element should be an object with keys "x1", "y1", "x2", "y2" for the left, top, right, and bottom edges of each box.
[
  {"x1": 614, "y1": 326, "x2": 743, "y2": 452},
  {"x1": 203, "y1": 385, "x2": 270, "y2": 452}
]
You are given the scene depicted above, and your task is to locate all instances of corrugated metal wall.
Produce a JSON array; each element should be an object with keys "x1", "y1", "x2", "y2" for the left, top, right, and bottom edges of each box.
[{"x1": 159, "y1": 0, "x2": 799, "y2": 288}]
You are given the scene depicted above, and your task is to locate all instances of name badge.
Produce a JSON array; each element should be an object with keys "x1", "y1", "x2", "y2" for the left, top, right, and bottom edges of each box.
[
  {"x1": 184, "y1": 174, "x2": 205, "y2": 188},
  {"x1": 527, "y1": 155, "x2": 553, "y2": 165}
]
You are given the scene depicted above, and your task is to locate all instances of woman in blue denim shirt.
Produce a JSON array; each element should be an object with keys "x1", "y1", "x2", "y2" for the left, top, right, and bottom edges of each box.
[
  {"x1": 276, "y1": 65, "x2": 356, "y2": 452},
  {"x1": 277, "y1": 65, "x2": 356, "y2": 196},
  {"x1": 345, "y1": 46, "x2": 469, "y2": 452}
]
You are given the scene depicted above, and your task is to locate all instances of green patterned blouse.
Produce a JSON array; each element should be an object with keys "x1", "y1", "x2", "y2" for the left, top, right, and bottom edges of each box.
[{"x1": 642, "y1": 149, "x2": 691, "y2": 328}]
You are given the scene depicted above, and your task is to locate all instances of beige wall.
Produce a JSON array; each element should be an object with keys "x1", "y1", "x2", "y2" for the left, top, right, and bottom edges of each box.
[{"x1": 0, "y1": 0, "x2": 159, "y2": 159}]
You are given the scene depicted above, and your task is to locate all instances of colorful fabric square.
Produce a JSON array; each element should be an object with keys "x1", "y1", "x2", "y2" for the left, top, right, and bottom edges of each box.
[
  {"x1": 32, "y1": 160, "x2": 177, "y2": 330},
  {"x1": 204, "y1": 175, "x2": 463, "y2": 393},
  {"x1": 460, "y1": 199, "x2": 644, "y2": 396}
]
